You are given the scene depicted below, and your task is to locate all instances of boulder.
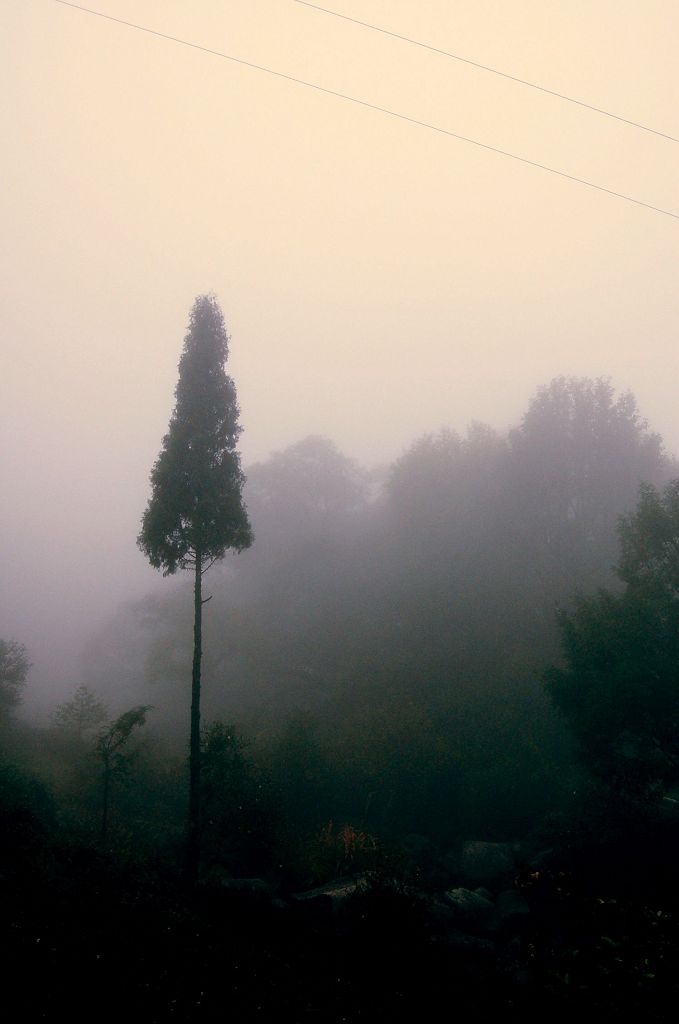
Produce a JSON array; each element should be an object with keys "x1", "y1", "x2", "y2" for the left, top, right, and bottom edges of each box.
[
  {"x1": 460, "y1": 841, "x2": 516, "y2": 886},
  {"x1": 493, "y1": 888, "x2": 530, "y2": 934},
  {"x1": 292, "y1": 875, "x2": 367, "y2": 913},
  {"x1": 443, "y1": 887, "x2": 495, "y2": 934}
]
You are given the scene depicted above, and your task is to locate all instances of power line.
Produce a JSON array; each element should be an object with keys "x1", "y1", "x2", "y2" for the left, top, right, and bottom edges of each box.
[
  {"x1": 295, "y1": 0, "x2": 679, "y2": 145},
  {"x1": 52, "y1": 0, "x2": 679, "y2": 220}
]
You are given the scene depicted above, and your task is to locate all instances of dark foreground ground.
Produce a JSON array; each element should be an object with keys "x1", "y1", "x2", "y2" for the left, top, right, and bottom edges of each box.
[{"x1": 4, "y1": 805, "x2": 679, "y2": 1022}]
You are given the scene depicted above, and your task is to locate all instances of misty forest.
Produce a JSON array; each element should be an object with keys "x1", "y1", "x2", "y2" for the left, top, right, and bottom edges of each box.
[
  {"x1": 5, "y1": 293, "x2": 679, "y2": 1020},
  {"x1": 4, "y1": 2, "x2": 679, "y2": 1021}
]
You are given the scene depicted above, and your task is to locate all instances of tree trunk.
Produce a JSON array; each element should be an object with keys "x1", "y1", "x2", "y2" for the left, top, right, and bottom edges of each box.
[{"x1": 184, "y1": 551, "x2": 203, "y2": 881}]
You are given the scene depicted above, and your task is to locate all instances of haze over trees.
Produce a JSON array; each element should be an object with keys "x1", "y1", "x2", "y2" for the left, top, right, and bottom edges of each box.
[
  {"x1": 53, "y1": 684, "x2": 108, "y2": 739},
  {"x1": 0, "y1": 639, "x2": 30, "y2": 719},
  {"x1": 4, "y1": 2, "x2": 676, "y2": 1009},
  {"x1": 83, "y1": 374, "x2": 671, "y2": 845},
  {"x1": 4, "y1": 369, "x2": 679, "y2": 1019}
]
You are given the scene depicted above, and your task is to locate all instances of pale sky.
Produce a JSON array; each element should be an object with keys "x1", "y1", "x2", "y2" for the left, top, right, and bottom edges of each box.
[{"x1": 2, "y1": 0, "x2": 678, "y2": 703}]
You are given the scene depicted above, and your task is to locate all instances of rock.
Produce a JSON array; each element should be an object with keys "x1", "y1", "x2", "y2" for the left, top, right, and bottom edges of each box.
[
  {"x1": 493, "y1": 889, "x2": 530, "y2": 933},
  {"x1": 460, "y1": 841, "x2": 516, "y2": 886},
  {"x1": 428, "y1": 895, "x2": 496, "y2": 952},
  {"x1": 440, "y1": 848, "x2": 462, "y2": 879},
  {"x1": 443, "y1": 887, "x2": 495, "y2": 934},
  {"x1": 292, "y1": 875, "x2": 367, "y2": 913},
  {"x1": 402, "y1": 833, "x2": 437, "y2": 860},
  {"x1": 440, "y1": 928, "x2": 496, "y2": 958},
  {"x1": 216, "y1": 877, "x2": 271, "y2": 895},
  {"x1": 527, "y1": 847, "x2": 556, "y2": 871}
]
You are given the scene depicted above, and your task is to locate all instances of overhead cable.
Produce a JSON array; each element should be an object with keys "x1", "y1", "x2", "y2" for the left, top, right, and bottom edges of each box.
[
  {"x1": 294, "y1": 0, "x2": 679, "y2": 144},
  {"x1": 53, "y1": 1, "x2": 679, "y2": 220}
]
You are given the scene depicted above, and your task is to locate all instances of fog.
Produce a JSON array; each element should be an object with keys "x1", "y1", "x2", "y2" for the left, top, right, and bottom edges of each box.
[
  {"x1": 5, "y1": 7, "x2": 679, "y2": 1016},
  {"x1": 2, "y1": 0, "x2": 678, "y2": 708}
]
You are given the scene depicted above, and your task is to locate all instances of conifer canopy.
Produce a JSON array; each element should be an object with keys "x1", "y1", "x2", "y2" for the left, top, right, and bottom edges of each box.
[{"x1": 138, "y1": 295, "x2": 252, "y2": 574}]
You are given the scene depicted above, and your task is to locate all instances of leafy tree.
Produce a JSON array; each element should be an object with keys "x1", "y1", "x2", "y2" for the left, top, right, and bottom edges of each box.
[
  {"x1": 53, "y1": 684, "x2": 109, "y2": 739},
  {"x1": 96, "y1": 705, "x2": 152, "y2": 840},
  {"x1": 387, "y1": 422, "x2": 506, "y2": 545},
  {"x1": 200, "y1": 721, "x2": 276, "y2": 874},
  {"x1": 0, "y1": 639, "x2": 30, "y2": 717},
  {"x1": 269, "y1": 713, "x2": 332, "y2": 832},
  {"x1": 546, "y1": 480, "x2": 679, "y2": 799},
  {"x1": 617, "y1": 479, "x2": 679, "y2": 594},
  {"x1": 245, "y1": 435, "x2": 366, "y2": 564},
  {"x1": 509, "y1": 377, "x2": 665, "y2": 573},
  {"x1": 248, "y1": 435, "x2": 364, "y2": 518},
  {"x1": 138, "y1": 294, "x2": 252, "y2": 876},
  {"x1": 92, "y1": 375, "x2": 667, "y2": 845}
]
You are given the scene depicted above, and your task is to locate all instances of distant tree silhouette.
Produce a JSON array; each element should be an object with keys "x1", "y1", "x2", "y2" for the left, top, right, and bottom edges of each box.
[
  {"x1": 0, "y1": 639, "x2": 30, "y2": 718},
  {"x1": 246, "y1": 435, "x2": 365, "y2": 554},
  {"x1": 509, "y1": 376, "x2": 665, "y2": 570},
  {"x1": 138, "y1": 294, "x2": 252, "y2": 878},
  {"x1": 53, "y1": 685, "x2": 108, "y2": 739}
]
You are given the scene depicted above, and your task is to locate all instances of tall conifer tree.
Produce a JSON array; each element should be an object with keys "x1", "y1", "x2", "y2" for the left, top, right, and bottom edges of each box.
[{"x1": 139, "y1": 294, "x2": 252, "y2": 877}]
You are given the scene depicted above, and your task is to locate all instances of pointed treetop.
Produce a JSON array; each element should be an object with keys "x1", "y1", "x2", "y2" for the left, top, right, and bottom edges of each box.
[{"x1": 138, "y1": 295, "x2": 253, "y2": 575}]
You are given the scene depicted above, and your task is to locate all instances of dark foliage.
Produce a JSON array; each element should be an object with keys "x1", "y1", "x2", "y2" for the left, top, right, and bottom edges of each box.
[
  {"x1": 90, "y1": 376, "x2": 669, "y2": 848},
  {"x1": 547, "y1": 479, "x2": 679, "y2": 798},
  {"x1": 200, "y1": 721, "x2": 278, "y2": 875},
  {"x1": 138, "y1": 294, "x2": 252, "y2": 574},
  {"x1": 4, "y1": 375, "x2": 679, "y2": 1019},
  {"x1": 138, "y1": 294, "x2": 252, "y2": 877}
]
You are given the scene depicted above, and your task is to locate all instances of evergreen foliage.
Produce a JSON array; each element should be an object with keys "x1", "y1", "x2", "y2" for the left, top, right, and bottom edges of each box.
[
  {"x1": 138, "y1": 294, "x2": 252, "y2": 877},
  {"x1": 138, "y1": 294, "x2": 252, "y2": 573}
]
